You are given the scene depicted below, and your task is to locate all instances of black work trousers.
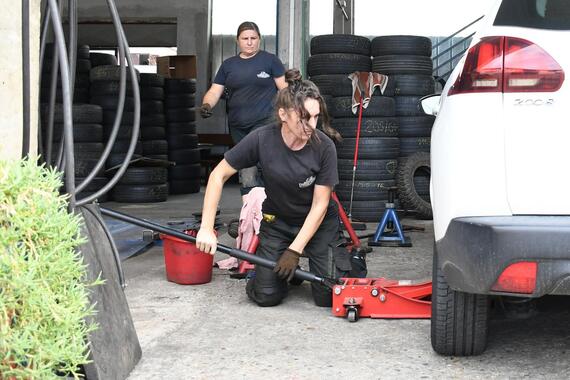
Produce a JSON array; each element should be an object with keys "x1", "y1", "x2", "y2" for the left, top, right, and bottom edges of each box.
[{"x1": 246, "y1": 211, "x2": 344, "y2": 307}]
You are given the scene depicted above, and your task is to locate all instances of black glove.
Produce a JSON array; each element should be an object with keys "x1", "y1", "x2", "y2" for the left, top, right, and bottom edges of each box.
[
  {"x1": 200, "y1": 103, "x2": 213, "y2": 118},
  {"x1": 274, "y1": 248, "x2": 301, "y2": 281}
]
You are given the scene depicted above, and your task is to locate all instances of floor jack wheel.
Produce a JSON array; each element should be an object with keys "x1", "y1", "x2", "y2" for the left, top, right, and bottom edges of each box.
[{"x1": 346, "y1": 306, "x2": 359, "y2": 323}]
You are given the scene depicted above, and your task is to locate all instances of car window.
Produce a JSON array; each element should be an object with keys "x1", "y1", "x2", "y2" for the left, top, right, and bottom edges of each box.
[{"x1": 494, "y1": 0, "x2": 570, "y2": 30}]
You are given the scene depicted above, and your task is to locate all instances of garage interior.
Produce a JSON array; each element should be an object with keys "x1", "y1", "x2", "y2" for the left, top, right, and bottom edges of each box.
[{"x1": 2, "y1": 0, "x2": 570, "y2": 379}]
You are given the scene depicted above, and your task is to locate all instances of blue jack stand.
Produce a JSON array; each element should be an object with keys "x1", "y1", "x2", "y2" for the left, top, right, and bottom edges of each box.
[{"x1": 368, "y1": 187, "x2": 412, "y2": 247}]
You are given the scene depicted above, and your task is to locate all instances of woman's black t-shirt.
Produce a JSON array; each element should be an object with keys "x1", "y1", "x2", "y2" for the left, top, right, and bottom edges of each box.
[{"x1": 224, "y1": 123, "x2": 338, "y2": 226}]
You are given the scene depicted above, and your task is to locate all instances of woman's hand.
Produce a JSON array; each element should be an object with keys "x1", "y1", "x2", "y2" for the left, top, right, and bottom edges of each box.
[{"x1": 196, "y1": 228, "x2": 217, "y2": 255}]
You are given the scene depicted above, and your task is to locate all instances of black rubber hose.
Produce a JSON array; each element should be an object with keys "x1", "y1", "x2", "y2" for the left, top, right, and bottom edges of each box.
[
  {"x1": 21, "y1": 0, "x2": 30, "y2": 158},
  {"x1": 76, "y1": 0, "x2": 141, "y2": 205},
  {"x1": 47, "y1": 0, "x2": 76, "y2": 209},
  {"x1": 67, "y1": 0, "x2": 77, "y2": 98},
  {"x1": 99, "y1": 207, "x2": 331, "y2": 286},
  {"x1": 75, "y1": 0, "x2": 128, "y2": 196}
]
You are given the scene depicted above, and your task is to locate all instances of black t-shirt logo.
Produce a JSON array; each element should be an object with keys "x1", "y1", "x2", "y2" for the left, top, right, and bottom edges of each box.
[{"x1": 299, "y1": 176, "x2": 316, "y2": 188}]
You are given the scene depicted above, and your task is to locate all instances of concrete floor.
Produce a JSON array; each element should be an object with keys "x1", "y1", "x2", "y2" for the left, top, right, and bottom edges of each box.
[{"x1": 102, "y1": 184, "x2": 570, "y2": 380}]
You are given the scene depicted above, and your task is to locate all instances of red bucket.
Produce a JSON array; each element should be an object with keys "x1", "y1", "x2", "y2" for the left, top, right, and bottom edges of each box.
[{"x1": 160, "y1": 230, "x2": 214, "y2": 285}]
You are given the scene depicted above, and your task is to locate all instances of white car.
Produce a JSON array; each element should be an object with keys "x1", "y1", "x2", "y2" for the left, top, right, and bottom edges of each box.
[{"x1": 423, "y1": 0, "x2": 570, "y2": 356}]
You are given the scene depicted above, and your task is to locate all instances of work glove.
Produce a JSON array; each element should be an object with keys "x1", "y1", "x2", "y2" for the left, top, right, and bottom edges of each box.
[
  {"x1": 273, "y1": 248, "x2": 302, "y2": 281},
  {"x1": 200, "y1": 103, "x2": 213, "y2": 118}
]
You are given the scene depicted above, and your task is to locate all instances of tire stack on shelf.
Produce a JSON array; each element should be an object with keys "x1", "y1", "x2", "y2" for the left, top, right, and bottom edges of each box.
[
  {"x1": 308, "y1": 34, "x2": 400, "y2": 222},
  {"x1": 371, "y1": 35, "x2": 435, "y2": 219},
  {"x1": 40, "y1": 44, "x2": 91, "y2": 104},
  {"x1": 164, "y1": 78, "x2": 201, "y2": 195},
  {"x1": 89, "y1": 52, "x2": 118, "y2": 68}
]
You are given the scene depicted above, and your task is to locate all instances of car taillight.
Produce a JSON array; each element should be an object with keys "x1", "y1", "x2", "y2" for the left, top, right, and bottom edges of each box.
[
  {"x1": 491, "y1": 261, "x2": 537, "y2": 294},
  {"x1": 448, "y1": 36, "x2": 565, "y2": 96}
]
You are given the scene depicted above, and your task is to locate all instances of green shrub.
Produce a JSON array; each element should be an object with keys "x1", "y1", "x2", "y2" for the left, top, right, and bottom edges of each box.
[{"x1": 0, "y1": 158, "x2": 99, "y2": 379}]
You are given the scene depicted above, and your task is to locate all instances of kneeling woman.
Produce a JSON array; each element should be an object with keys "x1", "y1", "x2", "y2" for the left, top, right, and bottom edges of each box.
[{"x1": 196, "y1": 69, "x2": 342, "y2": 307}]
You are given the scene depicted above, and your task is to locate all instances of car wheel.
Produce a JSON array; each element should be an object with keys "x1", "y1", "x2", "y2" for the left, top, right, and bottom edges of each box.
[{"x1": 431, "y1": 245, "x2": 489, "y2": 356}]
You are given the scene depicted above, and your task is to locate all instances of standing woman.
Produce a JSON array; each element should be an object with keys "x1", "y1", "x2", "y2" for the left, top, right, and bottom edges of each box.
[
  {"x1": 200, "y1": 21, "x2": 287, "y2": 196},
  {"x1": 197, "y1": 69, "x2": 344, "y2": 307}
]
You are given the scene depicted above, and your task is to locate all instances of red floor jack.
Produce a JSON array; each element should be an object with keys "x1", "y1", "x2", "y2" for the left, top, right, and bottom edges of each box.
[{"x1": 100, "y1": 207, "x2": 432, "y2": 322}]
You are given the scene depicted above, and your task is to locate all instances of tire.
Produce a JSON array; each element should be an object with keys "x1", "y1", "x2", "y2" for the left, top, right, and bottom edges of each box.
[
  {"x1": 332, "y1": 117, "x2": 399, "y2": 138},
  {"x1": 307, "y1": 53, "x2": 371, "y2": 76},
  {"x1": 372, "y1": 55, "x2": 433, "y2": 75},
  {"x1": 140, "y1": 73, "x2": 165, "y2": 87},
  {"x1": 395, "y1": 96, "x2": 426, "y2": 116},
  {"x1": 168, "y1": 148, "x2": 201, "y2": 164},
  {"x1": 102, "y1": 111, "x2": 135, "y2": 126},
  {"x1": 330, "y1": 96, "x2": 395, "y2": 118},
  {"x1": 340, "y1": 200, "x2": 387, "y2": 223},
  {"x1": 90, "y1": 95, "x2": 135, "y2": 111},
  {"x1": 335, "y1": 179, "x2": 395, "y2": 201},
  {"x1": 310, "y1": 34, "x2": 371, "y2": 55},
  {"x1": 41, "y1": 104, "x2": 103, "y2": 124},
  {"x1": 89, "y1": 52, "x2": 118, "y2": 67},
  {"x1": 165, "y1": 94, "x2": 195, "y2": 108},
  {"x1": 48, "y1": 123, "x2": 104, "y2": 142},
  {"x1": 140, "y1": 86, "x2": 164, "y2": 101},
  {"x1": 103, "y1": 124, "x2": 134, "y2": 140},
  {"x1": 90, "y1": 65, "x2": 140, "y2": 82},
  {"x1": 337, "y1": 159, "x2": 397, "y2": 181},
  {"x1": 41, "y1": 74, "x2": 90, "y2": 89},
  {"x1": 167, "y1": 134, "x2": 198, "y2": 150},
  {"x1": 431, "y1": 247, "x2": 489, "y2": 356},
  {"x1": 142, "y1": 139, "x2": 168, "y2": 155},
  {"x1": 141, "y1": 114, "x2": 166, "y2": 127},
  {"x1": 140, "y1": 126, "x2": 166, "y2": 140},
  {"x1": 399, "y1": 137, "x2": 431, "y2": 157},
  {"x1": 90, "y1": 81, "x2": 134, "y2": 96},
  {"x1": 74, "y1": 157, "x2": 105, "y2": 177},
  {"x1": 42, "y1": 58, "x2": 91, "y2": 73},
  {"x1": 398, "y1": 116, "x2": 435, "y2": 137},
  {"x1": 168, "y1": 163, "x2": 201, "y2": 180},
  {"x1": 391, "y1": 74, "x2": 436, "y2": 96},
  {"x1": 76, "y1": 177, "x2": 110, "y2": 203},
  {"x1": 167, "y1": 122, "x2": 197, "y2": 135},
  {"x1": 118, "y1": 167, "x2": 168, "y2": 185},
  {"x1": 336, "y1": 137, "x2": 399, "y2": 160},
  {"x1": 110, "y1": 140, "x2": 143, "y2": 154},
  {"x1": 105, "y1": 153, "x2": 142, "y2": 168},
  {"x1": 396, "y1": 152, "x2": 432, "y2": 219},
  {"x1": 371, "y1": 35, "x2": 432, "y2": 57},
  {"x1": 169, "y1": 179, "x2": 201, "y2": 194},
  {"x1": 166, "y1": 107, "x2": 196, "y2": 123},
  {"x1": 111, "y1": 183, "x2": 168, "y2": 203},
  {"x1": 165, "y1": 79, "x2": 196, "y2": 94},
  {"x1": 309, "y1": 74, "x2": 350, "y2": 96},
  {"x1": 40, "y1": 87, "x2": 90, "y2": 104},
  {"x1": 140, "y1": 100, "x2": 164, "y2": 115}
]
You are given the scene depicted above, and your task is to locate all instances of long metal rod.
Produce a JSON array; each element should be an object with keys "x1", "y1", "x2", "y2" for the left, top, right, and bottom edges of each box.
[{"x1": 99, "y1": 207, "x2": 329, "y2": 285}]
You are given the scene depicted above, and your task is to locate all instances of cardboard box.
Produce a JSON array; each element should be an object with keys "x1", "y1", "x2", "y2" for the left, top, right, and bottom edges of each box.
[{"x1": 157, "y1": 55, "x2": 197, "y2": 79}]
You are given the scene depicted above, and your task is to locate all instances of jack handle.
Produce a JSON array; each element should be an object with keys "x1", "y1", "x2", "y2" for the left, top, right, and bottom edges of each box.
[{"x1": 100, "y1": 207, "x2": 338, "y2": 288}]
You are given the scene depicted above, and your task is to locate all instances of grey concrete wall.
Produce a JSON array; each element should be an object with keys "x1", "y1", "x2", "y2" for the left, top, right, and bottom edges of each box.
[{"x1": 0, "y1": 0, "x2": 40, "y2": 160}]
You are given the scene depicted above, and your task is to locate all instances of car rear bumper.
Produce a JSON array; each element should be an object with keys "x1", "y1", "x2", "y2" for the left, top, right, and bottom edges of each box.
[{"x1": 436, "y1": 216, "x2": 570, "y2": 297}]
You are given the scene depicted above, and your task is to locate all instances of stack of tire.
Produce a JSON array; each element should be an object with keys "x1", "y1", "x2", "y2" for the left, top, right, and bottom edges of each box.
[
  {"x1": 139, "y1": 73, "x2": 168, "y2": 162},
  {"x1": 40, "y1": 44, "x2": 91, "y2": 104},
  {"x1": 89, "y1": 65, "x2": 142, "y2": 169},
  {"x1": 164, "y1": 78, "x2": 201, "y2": 194},
  {"x1": 39, "y1": 104, "x2": 109, "y2": 202},
  {"x1": 308, "y1": 34, "x2": 399, "y2": 222},
  {"x1": 371, "y1": 35, "x2": 434, "y2": 219}
]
